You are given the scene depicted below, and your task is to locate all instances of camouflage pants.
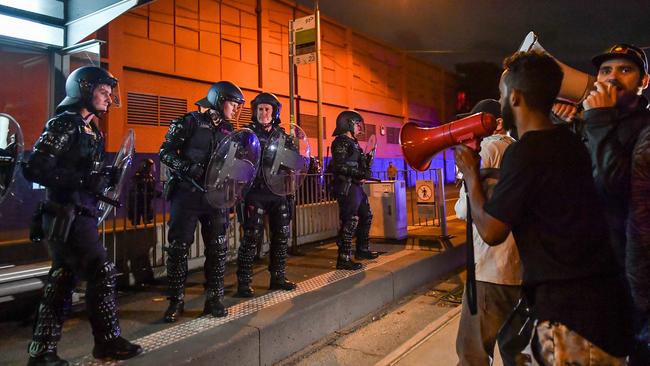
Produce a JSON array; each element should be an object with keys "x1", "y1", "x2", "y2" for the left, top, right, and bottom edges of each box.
[{"x1": 533, "y1": 321, "x2": 626, "y2": 366}]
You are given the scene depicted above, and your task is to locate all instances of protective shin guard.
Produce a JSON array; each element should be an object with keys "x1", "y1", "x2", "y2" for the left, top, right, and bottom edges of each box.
[
  {"x1": 236, "y1": 229, "x2": 259, "y2": 297},
  {"x1": 86, "y1": 261, "x2": 121, "y2": 343},
  {"x1": 337, "y1": 216, "x2": 362, "y2": 270},
  {"x1": 164, "y1": 241, "x2": 189, "y2": 322},
  {"x1": 28, "y1": 267, "x2": 75, "y2": 360},
  {"x1": 269, "y1": 226, "x2": 296, "y2": 291},
  {"x1": 88, "y1": 262, "x2": 142, "y2": 360},
  {"x1": 204, "y1": 235, "x2": 228, "y2": 317}
]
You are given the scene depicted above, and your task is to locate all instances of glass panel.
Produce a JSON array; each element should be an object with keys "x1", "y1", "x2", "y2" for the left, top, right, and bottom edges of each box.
[{"x1": 0, "y1": 42, "x2": 51, "y2": 254}]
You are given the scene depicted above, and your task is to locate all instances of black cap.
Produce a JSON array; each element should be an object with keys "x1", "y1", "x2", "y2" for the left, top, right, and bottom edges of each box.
[
  {"x1": 592, "y1": 44, "x2": 648, "y2": 75},
  {"x1": 456, "y1": 99, "x2": 501, "y2": 119},
  {"x1": 194, "y1": 97, "x2": 211, "y2": 108}
]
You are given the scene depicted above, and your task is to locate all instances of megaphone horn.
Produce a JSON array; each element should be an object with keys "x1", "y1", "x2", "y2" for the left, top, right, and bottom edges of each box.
[
  {"x1": 400, "y1": 113, "x2": 498, "y2": 172},
  {"x1": 518, "y1": 31, "x2": 596, "y2": 104}
]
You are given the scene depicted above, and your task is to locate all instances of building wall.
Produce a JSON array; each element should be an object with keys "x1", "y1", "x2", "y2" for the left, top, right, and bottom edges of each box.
[{"x1": 103, "y1": 0, "x2": 458, "y2": 161}]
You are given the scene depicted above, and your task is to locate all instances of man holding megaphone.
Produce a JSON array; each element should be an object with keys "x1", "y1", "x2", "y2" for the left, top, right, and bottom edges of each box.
[
  {"x1": 553, "y1": 43, "x2": 650, "y2": 366},
  {"x1": 453, "y1": 99, "x2": 524, "y2": 366},
  {"x1": 455, "y1": 50, "x2": 634, "y2": 365}
]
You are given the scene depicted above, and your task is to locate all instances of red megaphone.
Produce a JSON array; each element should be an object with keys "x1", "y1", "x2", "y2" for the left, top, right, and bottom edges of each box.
[{"x1": 399, "y1": 112, "x2": 498, "y2": 171}]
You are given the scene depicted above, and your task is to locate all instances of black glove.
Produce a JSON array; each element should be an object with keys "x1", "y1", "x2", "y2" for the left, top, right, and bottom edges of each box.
[
  {"x1": 84, "y1": 171, "x2": 111, "y2": 194},
  {"x1": 185, "y1": 163, "x2": 204, "y2": 180},
  {"x1": 101, "y1": 165, "x2": 122, "y2": 187}
]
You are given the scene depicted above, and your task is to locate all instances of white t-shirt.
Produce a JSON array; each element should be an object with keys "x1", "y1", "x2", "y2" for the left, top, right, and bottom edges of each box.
[{"x1": 454, "y1": 134, "x2": 522, "y2": 285}]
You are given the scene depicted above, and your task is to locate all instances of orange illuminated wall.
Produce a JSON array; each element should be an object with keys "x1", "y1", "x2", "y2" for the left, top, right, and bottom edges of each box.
[{"x1": 102, "y1": 0, "x2": 457, "y2": 159}]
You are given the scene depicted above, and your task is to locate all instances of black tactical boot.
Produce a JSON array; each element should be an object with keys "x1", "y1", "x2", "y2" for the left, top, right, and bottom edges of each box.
[
  {"x1": 355, "y1": 249, "x2": 379, "y2": 260},
  {"x1": 92, "y1": 336, "x2": 143, "y2": 360},
  {"x1": 270, "y1": 276, "x2": 297, "y2": 291},
  {"x1": 337, "y1": 254, "x2": 363, "y2": 270},
  {"x1": 336, "y1": 216, "x2": 363, "y2": 270},
  {"x1": 236, "y1": 283, "x2": 254, "y2": 298},
  {"x1": 164, "y1": 299, "x2": 184, "y2": 323},
  {"x1": 203, "y1": 292, "x2": 228, "y2": 318},
  {"x1": 355, "y1": 212, "x2": 378, "y2": 259},
  {"x1": 27, "y1": 352, "x2": 68, "y2": 366}
]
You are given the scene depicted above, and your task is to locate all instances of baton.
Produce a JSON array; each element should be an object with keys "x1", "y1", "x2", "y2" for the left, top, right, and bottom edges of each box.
[
  {"x1": 95, "y1": 193, "x2": 122, "y2": 208},
  {"x1": 178, "y1": 173, "x2": 206, "y2": 193}
]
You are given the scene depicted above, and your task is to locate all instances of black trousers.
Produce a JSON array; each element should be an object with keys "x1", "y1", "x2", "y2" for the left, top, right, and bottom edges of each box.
[
  {"x1": 335, "y1": 182, "x2": 372, "y2": 254},
  {"x1": 336, "y1": 183, "x2": 371, "y2": 224},
  {"x1": 168, "y1": 186, "x2": 228, "y2": 245},
  {"x1": 166, "y1": 185, "x2": 229, "y2": 301},
  {"x1": 29, "y1": 207, "x2": 121, "y2": 357},
  {"x1": 237, "y1": 189, "x2": 291, "y2": 285}
]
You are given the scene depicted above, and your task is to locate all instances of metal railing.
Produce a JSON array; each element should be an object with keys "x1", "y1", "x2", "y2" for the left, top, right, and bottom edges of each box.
[{"x1": 98, "y1": 174, "x2": 341, "y2": 285}]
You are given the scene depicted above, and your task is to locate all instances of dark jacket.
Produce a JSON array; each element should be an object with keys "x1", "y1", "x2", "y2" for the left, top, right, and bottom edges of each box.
[
  {"x1": 23, "y1": 111, "x2": 105, "y2": 206},
  {"x1": 329, "y1": 134, "x2": 370, "y2": 185},
  {"x1": 159, "y1": 111, "x2": 232, "y2": 196},
  {"x1": 246, "y1": 122, "x2": 296, "y2": 194},
  {"x1": 579, "y1": 97, "x2": 650, "y2": 314}
]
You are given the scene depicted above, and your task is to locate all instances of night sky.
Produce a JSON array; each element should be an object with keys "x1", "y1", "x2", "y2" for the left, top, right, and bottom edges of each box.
[{"x1": 297, "y1": 0, "x2": 650, "y2": 74}]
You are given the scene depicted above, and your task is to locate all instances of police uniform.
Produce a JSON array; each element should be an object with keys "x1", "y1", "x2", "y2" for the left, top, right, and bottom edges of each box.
[
  {"x1": 159, "y1": 81, "x2": 244, "y2": 322},
  {"x1": 330, "y1": 111, "x2": 378, "y2": 270},
  {"x1": 236, "y1": 92, "x2": 297, "y2": 297},
  {"x1": 23, "y1": 66, "x2": 141, "y2": 366}
]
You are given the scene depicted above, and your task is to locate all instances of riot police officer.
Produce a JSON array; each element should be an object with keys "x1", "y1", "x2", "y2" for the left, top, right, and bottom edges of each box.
[
  {"x1": 235, "y1": 92, "x2": 297, "y2": 297},
  {"x1": 330, "y1": 110, "x2": 379, "y2": 270},
  {"x1": 23, "y1": 66, "x2": 142, "y2": 365},
  {"x1": 159, "y1": 81, "x2": 244, "y2": 322}
]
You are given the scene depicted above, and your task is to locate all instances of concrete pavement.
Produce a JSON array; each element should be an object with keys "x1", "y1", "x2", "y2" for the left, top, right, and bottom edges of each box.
[{"x1": 0, "y1": 219, "x2": 467, "y2": 366}]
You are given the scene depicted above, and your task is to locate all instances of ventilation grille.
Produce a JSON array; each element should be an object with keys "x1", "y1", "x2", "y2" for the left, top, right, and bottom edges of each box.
[
  {"x1": 127, "y1": 92, "x2": 187, "y2": 126},
  {"x1": 234, "y1": 107, "x2": 252, "y2": 129},
  {"x1": 387, "y1": 126, "x2": 400, "y2": 144}
]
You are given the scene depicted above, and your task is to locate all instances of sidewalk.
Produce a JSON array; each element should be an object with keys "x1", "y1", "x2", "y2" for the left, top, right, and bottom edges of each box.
[{"x1": 0, "y1": 220, "x2": 466, "y2": 366}]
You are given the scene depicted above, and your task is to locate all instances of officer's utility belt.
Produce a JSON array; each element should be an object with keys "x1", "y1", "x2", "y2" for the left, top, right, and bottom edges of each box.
[
  {"x1": 336, "y1": 175, "x2": 359, "y2": 196},
  {"x1": 41, "y1": 200, "x2": 99, "y2": 218},
  {"x1": 30, "y1": 200, "x2": 98, "y2": 244}
]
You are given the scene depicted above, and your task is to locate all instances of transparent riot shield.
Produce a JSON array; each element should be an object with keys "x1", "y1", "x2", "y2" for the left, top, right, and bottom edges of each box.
[
  {"x1": 0, "y1": 113, "x2": 24, "y2": 206},
  {"x1": 262, "y1": 125, "x2": 311, "y2": 196},
  {"x1": 205, "y1": 128, "x2": 260, "y2": 209},
  {"x1": 97, "y1": 129, "x2": 135, "y2": 225},
  {"x1": 364, "y1": 133, "x2": 377, "y2": 168}
]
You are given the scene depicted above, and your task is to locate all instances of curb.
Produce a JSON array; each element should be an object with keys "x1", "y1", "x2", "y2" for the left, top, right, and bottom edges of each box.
[{"x1": 115, "y1": 245, "x2": 465, "y2": 366}]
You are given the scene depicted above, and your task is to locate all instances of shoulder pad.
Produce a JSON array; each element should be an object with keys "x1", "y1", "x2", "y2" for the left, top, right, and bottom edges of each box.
[
  {"x1": 44, "y1": 113, "x2": 80, "y2": 134},
  {"x1": 221, "y1": 121, "x2": 234, "y2": 132}
]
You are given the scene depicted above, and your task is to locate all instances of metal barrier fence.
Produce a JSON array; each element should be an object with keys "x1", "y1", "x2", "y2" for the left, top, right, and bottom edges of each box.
[
  {"x1": 99, "y1": 174, "x2": 340, "y2": 285},
  {"x1": 369, "y1": 168, "x2": 449, "y2": 228}
]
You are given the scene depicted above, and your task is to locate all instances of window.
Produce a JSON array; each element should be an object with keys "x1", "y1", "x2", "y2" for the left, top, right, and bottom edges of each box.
[{"x1": 386, "y1": 127, "x2": 400, "y2": 144}]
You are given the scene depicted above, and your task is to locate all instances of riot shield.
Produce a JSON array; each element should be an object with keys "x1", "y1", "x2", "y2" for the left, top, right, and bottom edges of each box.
[
  {"x1": 0, "y1": 114, "x2": 24, "y2": 206},
  {"x1": 262, "y1": 125, "x2": 311, "y2": 196},
  {"x1": 97, "y1": 129, "x2": 135, "y2": 225},
  {"x1": 205, "y1": 128, "x2": 260, "y2": 209}
]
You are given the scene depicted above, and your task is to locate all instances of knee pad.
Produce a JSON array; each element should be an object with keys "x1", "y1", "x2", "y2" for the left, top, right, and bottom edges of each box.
[{"x1": 166, "y1": 241, "x2": 190, "y2": 260}]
